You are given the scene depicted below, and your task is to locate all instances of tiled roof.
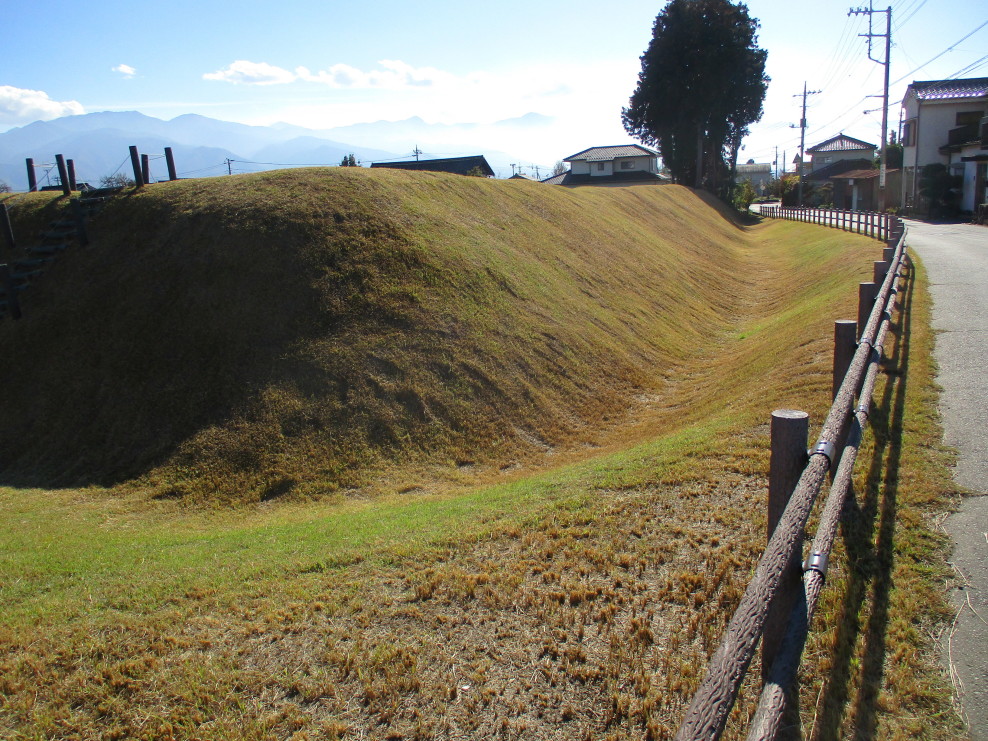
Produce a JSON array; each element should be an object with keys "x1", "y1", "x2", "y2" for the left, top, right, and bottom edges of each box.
[
  {"x1": 542, "y1": 170, "x2": 665, "y2": 186},
  {"x1": 564, "y1": 145, "x2": 658, "y2": 162},
  {"x1": 807, "y1": 134, "x2": 876, "y2": 153},
  {"x1": 909, "y1": 77, "x2": 988, "y2": 101},
  {"x1": 370, "y1": 155, "x2": 494, "y2": 177}
]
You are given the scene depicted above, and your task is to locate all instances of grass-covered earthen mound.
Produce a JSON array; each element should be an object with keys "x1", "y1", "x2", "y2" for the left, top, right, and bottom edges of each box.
[{"x1": 1, "y1": 171, "x2": 748, "y2": 502}]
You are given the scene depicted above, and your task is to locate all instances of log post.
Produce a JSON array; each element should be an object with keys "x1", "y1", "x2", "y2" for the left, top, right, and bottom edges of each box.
[
  {"x1": 129, "y1": 146, "x2": 144, "y2": 187},
  {"x1": 26, "y1": 158, "x2": 37, "y2": 192},
  {"x1": 165, "y1": 147, "x2": 178, "y2": 181},
  {"x1": 883, "y1": 246, "x2": 895, "y2": 265},
  {"x1": 1, "y1": 202, "x2": 15, "y2": 252},
  {"x1": 1, "y1": 263, "x2": 21, "y2": 319},
  {"x1": 873, "y1": 260, "x2": 888, "y2": 286},
  {"x1": 833, "y1": 320, "x2": 858, "y2": 401},
  {"x1": 55, "y1": 154, "x2": 71, "y2": 197},
  {"x1": 763, "y1": 410, "x2": 809, "y2": 681},
  {"x1": 67, "y1": 159, "x2": 77, "y2": 191},
  {"x1": 858, "y1": 282, "x2": 877, "y2": 341},
  {"x1": 141, "y1": 154, "x2": 151, "y2": 185}
]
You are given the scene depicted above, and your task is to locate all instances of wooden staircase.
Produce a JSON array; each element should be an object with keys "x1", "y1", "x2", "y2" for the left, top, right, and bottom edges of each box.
[{"x1": 1, "y1": 188, "x2": 120, "y2": 320}]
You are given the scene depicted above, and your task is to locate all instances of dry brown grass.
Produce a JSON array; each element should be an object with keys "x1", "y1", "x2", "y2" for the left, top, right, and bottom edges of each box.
[{"x1": 0, "y1": 174, "x2": 965, "y2": 740}]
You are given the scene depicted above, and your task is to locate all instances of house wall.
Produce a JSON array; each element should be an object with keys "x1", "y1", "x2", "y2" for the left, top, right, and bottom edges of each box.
[
  {"x1": 901, "y1": 94, "x2": 987, "y2": 210},
  {"x1": 809, "y1": 149, "x2": 875, "y2": 171},
  {"x1": 568, "y1": 155, "x2": 657, "y2": 177}
]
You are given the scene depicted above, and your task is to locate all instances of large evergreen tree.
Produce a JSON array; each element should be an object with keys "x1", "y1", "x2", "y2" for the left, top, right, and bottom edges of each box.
[{"x1": 622, "y1": 0, "x2": 769, "y2": 193}]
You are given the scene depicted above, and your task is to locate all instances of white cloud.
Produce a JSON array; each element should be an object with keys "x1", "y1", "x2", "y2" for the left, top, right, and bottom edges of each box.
[
  {"x1": 0, "y1": 85, "x2": 84, "y2": 124},
  {"x1": 296, "y1": 60, "x2": 455, "y2": 89},
  {"x1": 113, "y1": 64, "x2": 137, "y2": 79},
  {"x1": 203, "y1": 58, "x2": 458, "y2": 90},
  {"x1": 203, "y1": 60, "x2": 297, "y2": 86}
]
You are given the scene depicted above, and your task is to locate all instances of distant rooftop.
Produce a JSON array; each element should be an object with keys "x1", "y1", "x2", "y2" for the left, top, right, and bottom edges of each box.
[
  {"x1": 564, "y1": 145, "x2": 658, "y2": 162},
  {"x1": 807, "y1": 134, "x2": 876, "y2": 154},
  {"x1": 370, "y1": 155, "x2": 494, "y2": 177},
  {"x1": 907, "y1": 77, "x2": 988, "y2": 101}
]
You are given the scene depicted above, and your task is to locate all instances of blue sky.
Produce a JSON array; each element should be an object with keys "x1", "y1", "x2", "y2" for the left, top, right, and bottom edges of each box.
[{"x1": 2, "y1": 0, "x2": 987, "y2": 171}]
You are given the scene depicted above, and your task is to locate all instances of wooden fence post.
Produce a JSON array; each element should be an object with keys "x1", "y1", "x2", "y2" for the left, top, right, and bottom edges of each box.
[
  {"x1": 67, "y1": 159, "x2": 77, "y2": 191},
  {"x1": 55, "y1": 154, "x2": 70, "y2": 197},
  {"x1": 1, "y1": 202, "x2": 15, "y2": 252},
  {"x1": 764, "y1": 410, "x2": 809, "y2": 681},
  {"x1": 873, "y1": 260, "x2": 888, "y2": 286},
  {"x1": 165, "y1": 147, "x2": 178, "y2": 181},
  {"x1": 858, "y1": 282, "x2": 877, "y2": 340},
  {"x1": 141, "y1": 154, "x2": 151, "y2": 185},
  {"x1": 129, "y1": 146, "x2": 145, "y2": 187},
  {"x1": 883, "y1": 246, "x2": 895, "y2": 265},
  {"x1": 25, "y1": 158, "x2": 37, "y2": 192},
  {"x1": 833, "y1": 320, "x2": 858, "y2": 401},
  {"x1": 1, "y1": 263, "x2": 22, "y2": 319}
]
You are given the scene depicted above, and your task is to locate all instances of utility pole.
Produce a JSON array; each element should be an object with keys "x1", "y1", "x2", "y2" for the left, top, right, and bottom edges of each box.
[
  {"x1": 225, "y1": 158, "x2": 233, "y2": 176},
  {"x1": 774, "y1": 146, "x2": 779, "y2": 181},
  {"x1": 413, "y1": 146, "x2": 422, "y2": 162},
  {"x1": 849, "y1": 3, "x2": 892, "y2": 211},
  {"x1": 792, "y1": 82, "x2": 821, "y2": 206}
]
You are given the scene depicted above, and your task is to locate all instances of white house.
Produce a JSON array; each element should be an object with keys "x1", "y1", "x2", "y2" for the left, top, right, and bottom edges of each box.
[
  {"x1": 543, "y1": 145, "x2": 662, "y2": 185},
  {"x1": 900, "y1": 77, "x2": 988, "y2": 213},
  {"x1": 736, "y1": 160, "x2": 773, "y2": 195}
]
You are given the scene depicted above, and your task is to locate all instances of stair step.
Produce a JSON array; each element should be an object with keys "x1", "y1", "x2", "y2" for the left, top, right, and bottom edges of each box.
[
  {"x1": 13, "y1": 256, "x2": 53, "y2": 269},
  {"x1": 0, "y1": 282, "x2": 27, "y2": 297},
  {"x1": 12, "y1": 268, "x2": 43, "y2": 283},
  {"x1": 26, "y1": 243, "x2": 69, "y2": 256}
]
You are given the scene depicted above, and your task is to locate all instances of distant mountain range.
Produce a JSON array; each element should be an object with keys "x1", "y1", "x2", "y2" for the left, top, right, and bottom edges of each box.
[{"x1": 0, "y1": 111, "x2": 556, "y2": 190}]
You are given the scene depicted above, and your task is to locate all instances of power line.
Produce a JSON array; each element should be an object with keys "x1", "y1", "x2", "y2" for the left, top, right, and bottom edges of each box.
[
  {"x1": 890, "y1": 18, "x2": 988, "y2": 85},
  {"x1": 947, "y1": 53, "x2": 988, "y2": 79}
]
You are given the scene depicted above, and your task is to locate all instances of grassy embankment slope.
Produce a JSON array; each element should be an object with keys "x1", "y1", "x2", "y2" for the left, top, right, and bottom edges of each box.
[{"x1": 0, "y1": 171, "x2": 964, "y2": 740}]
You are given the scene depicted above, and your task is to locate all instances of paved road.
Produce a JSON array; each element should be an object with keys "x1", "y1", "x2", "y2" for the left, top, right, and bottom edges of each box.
[{"x1": 904, "y1": 219, "x2": 988, "y2": 740}]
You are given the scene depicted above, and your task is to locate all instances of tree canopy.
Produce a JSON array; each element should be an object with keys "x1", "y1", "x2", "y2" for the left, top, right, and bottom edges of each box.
[{"x1": 622, "y1": 0, "x2": 769, "y2": 193}]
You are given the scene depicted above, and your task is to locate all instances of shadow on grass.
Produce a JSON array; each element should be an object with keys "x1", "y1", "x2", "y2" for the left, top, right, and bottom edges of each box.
[{"x1": 810, "y1": 259, "x2": 913, "y2": 740}]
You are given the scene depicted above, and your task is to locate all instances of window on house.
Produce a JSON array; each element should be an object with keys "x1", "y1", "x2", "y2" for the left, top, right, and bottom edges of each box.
[
  {"x1": 956, "y1": 110, "x2": 984, "y2": 126},
  {"x1": 597, "y1": 162, "x2": 605, "y2": 171},
  {"x1": 620, "y1": 161, "x2": 635, "y2": 170},
  {"x1": 902, "y1": 120, "x2": 915, "y2": 147}
]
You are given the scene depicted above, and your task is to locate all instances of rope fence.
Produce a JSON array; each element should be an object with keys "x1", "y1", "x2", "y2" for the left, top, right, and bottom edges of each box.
[{"x1": 674, "y1": 208, "x2": 907, "y2": 740}]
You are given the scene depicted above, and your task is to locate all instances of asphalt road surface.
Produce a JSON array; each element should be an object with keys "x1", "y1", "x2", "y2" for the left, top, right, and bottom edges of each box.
[{"x1": 904, "y1": 218, "x2": 988, "y2": 740}]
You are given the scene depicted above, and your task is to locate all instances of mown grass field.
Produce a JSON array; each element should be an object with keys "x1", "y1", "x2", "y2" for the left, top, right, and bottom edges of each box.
[{"x1": 0, "y1": 172, "x2": 966, "y2": 740}]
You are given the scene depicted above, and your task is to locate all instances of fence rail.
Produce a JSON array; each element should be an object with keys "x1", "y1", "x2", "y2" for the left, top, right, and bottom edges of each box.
[
  {"x1": 674, "y1": 208, "x2": 907, "y2": 740},
  {"x1": 760, "y1": 205, "x2": 894, "y2": 242}
]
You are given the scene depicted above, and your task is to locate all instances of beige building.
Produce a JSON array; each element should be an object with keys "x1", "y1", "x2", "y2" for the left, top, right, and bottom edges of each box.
[{"x1": 901, "y1": 77, "x2": 988, "y2": 213}]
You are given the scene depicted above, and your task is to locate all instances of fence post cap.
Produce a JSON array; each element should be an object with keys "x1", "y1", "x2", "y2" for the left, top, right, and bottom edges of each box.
[{"x1": 772, "y1": 409, "x2": 809, "y2": 420}]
